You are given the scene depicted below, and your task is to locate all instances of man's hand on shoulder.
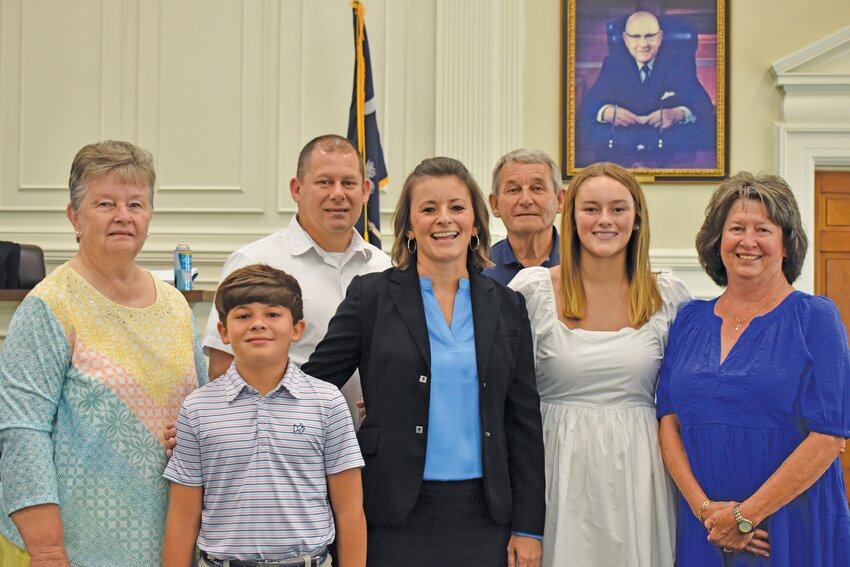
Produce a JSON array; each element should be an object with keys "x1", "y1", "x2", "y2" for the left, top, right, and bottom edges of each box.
[{"x1": 164, "y1": 423, "x2": 177, "y2": 458}]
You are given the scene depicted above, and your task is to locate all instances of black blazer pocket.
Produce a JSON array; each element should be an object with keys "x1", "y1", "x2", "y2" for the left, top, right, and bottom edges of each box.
[{"x1": 357, "y1": 427, "x2": 380, "y2": 455}]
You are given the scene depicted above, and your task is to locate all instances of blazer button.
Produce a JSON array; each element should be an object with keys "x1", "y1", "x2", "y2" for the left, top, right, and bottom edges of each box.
[
  {"x1": 483, "y1": 382, "x2": 487, "y2": 388},
  {"x1": 419, "y1": 375, "x2": 428, "y2": 383},
  {"x1": 416, "y1": 426, "x2": 424, "y2": 434},
  {"x1": 484, "y1": 431, "x2": 491, "y2": 437}
]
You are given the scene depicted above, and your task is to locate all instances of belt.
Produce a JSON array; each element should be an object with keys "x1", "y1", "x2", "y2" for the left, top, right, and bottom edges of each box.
[{"x1": 200, "y1": 549, "x2": 328, "y2": 567}]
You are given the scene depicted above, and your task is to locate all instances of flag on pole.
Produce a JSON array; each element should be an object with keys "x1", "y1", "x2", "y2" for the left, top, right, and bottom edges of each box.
[{"x1": 347, "y1": 0, "x2": 388, "y2": 248}]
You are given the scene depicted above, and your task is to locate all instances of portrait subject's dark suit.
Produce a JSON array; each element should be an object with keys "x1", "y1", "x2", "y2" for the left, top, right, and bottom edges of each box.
[
  {"x1": 302, "y1": 264, "x2": 545, "y2": 536},
  {"x1": 577, "y1": 46, "x2": 715, "y2": 166}
]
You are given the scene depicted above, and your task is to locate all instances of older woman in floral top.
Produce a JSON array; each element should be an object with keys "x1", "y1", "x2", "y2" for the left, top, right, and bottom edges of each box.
[{"x1": 0, "y1": 141, "x2": 206, "y2": 566}]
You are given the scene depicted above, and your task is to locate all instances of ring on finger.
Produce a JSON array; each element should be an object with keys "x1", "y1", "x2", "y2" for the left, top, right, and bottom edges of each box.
[{"x1": 722, "y1": 548, "x2": 733, "y2": 553}]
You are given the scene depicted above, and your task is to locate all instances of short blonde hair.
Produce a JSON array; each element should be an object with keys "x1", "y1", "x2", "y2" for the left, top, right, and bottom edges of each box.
[
  {"x1": 559, "y1": 162, "x2": 660, "y2": 325},
  {"x1": 68, "y1": 140, "x2": 155, "y2": 211}
]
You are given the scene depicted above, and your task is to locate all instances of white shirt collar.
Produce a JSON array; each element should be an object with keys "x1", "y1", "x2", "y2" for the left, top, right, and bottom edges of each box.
[
  {"x1": 635, "y1": 58, "x2": 656, "y2": 71},
  {"x1": 287, "y1": 215, "x2": 375, "y2": 262}
]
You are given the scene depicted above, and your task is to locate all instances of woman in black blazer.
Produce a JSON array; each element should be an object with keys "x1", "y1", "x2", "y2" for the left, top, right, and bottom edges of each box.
[{"x1": 303, "y1": 157, "x2": 545, "y2": 567}]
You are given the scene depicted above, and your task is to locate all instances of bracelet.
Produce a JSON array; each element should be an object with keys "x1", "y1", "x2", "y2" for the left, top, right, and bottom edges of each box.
[{"x1": 697, "y1": 500, "x2": 711, "y2": 522}]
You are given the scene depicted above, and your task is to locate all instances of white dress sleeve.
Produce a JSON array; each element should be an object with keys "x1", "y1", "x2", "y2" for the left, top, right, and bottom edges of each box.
[
  {"x1": 509, "y1": 267, "x2": 559, "y2": 364},
  {"x1": 655, "y1": 272, "x2": 693, "y2": 346}
]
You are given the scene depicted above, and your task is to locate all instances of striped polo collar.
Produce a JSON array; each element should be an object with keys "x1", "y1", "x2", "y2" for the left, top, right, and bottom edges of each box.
[{"x1": 223, "y1": 360, "x2": 305, "y2": 402}]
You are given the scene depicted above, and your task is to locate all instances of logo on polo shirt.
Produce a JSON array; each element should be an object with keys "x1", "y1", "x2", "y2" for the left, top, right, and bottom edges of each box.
[{"x1": 292, "y1": 423, "x2": 305, "y2": 434}]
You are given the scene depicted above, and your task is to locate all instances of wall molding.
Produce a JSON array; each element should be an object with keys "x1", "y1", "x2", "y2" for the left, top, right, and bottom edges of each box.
[
  {"x1": 0, "y1": 244, "x2": 718, "y2": 345},
  {"x1": 649, "y1": 248, "x2": 720, "y2": 299},
  {"x1": 772, "y1": 29, "x2": 850, "y2": 294},
  {"x1": 435, "y1": 0, "x2": 524, "y2": 186},
  {"x1": 775, "y1": 125, "x2": 850, "y2": 293},
  {"x1": 772, "y1": 25, "x2": 850, "y2": 76},
  {"x1": 0, "y1": 230, "x2": 718, "y2": 296}
]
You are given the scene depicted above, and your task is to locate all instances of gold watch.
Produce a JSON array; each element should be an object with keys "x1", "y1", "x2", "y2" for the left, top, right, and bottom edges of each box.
[{"x1": 733, "y1": 506, "x2": 754, "y2": 533}]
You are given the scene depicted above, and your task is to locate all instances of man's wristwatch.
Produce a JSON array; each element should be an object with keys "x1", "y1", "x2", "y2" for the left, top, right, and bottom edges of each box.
[{"x1": 733, "y1": 506, "x2": 754, "y2": 533}]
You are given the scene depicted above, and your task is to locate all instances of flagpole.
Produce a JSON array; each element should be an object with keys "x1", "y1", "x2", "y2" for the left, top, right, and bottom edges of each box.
[
  {"x1": 348, "y1": 0, "x2": 388, "y2": 247},
  {"x1": 352, "y1": 1, "x2": 370, "y2": 242}
]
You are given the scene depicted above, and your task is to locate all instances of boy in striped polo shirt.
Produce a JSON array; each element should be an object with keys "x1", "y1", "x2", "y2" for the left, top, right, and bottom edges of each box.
[{"x1": 163, "y1": 264, "x2": 366, "y2": 567}]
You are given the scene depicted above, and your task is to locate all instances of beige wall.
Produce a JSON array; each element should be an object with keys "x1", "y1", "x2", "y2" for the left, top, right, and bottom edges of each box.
[
  {"x1": 2, "y1": 0, "x2": 849, "y2": 344},
  {"x1": 524, "y1": 0, "x2": 850, "y2": 248}
]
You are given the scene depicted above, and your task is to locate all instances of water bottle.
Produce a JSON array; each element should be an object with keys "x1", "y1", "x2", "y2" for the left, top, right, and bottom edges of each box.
[{"x1": 174, "y1": 241, "x2": 193, "y2": 290}]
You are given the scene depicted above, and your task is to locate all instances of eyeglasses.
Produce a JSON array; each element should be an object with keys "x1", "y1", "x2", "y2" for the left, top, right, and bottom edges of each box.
[{"x1": 624, "y1": 32, "x2": 661, "y2": 42}]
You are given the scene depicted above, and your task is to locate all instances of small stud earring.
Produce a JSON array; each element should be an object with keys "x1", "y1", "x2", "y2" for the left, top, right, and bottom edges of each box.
[{"x1": 633, "y1": 225, "x2": 640, "y2": 231}]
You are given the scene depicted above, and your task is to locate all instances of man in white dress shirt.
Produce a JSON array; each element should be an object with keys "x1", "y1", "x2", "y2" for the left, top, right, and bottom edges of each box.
[{"x1": 203, "y1": 134, "x2": 391, "y2": 426}]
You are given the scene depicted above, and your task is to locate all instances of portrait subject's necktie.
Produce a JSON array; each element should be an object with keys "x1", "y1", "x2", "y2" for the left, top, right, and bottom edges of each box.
[{"x1": 640, "y1": 64, "x2": 651, "y2": 83}]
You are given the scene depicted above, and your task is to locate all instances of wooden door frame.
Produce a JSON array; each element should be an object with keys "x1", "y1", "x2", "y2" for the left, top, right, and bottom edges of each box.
[{"x1": 776, "y1": 125, "x2": 850, "y2": 294}]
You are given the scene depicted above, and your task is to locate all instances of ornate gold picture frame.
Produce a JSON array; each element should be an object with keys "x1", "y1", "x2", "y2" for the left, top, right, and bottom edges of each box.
[{"x1": 561, "y1": 0, "x2": 728, "y2": 181}]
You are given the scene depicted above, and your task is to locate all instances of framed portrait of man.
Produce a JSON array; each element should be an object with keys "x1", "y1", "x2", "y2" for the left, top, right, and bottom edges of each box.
[{"x1": 561, "y1": 0, "x2": 728, "y2": 181}]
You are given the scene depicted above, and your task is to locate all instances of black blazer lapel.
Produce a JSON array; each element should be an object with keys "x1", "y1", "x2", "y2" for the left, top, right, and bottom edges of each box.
[
  {"x1": 470, "y1": 269, "x2": 499, "y2": 385},
  {"x1": 388, "y1": 265, "x2": 431, "y2": 367}
]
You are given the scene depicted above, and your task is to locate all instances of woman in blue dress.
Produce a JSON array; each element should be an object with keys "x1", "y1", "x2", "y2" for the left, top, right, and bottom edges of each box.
[{"x1": 657, "y1": 171, "x2": 850, "y2": 566}]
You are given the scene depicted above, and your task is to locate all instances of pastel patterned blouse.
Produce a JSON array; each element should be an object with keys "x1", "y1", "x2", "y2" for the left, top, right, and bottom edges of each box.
[{"x1": 0, "y1": 263, "x2": 207, "y2": 566}]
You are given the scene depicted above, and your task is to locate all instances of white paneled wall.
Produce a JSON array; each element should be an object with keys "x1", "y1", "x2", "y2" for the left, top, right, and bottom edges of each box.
[
  {"x1": 0, "y1": 1, "x2": 535, "y2": 277},
  {"x1": 435, "y1": 0, "x2": 524, "y2": 185},
  {"x1": 0, "y1": 0, "x2": 450, "y2": 287},
  {"x1": 0, "y1": 0, "x2": 718, "y2": 344}
]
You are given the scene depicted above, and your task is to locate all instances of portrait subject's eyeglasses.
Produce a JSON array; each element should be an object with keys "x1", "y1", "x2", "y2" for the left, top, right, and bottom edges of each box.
[{"x1": 624, "y1": 32, "x2": 661, "y2": 42}]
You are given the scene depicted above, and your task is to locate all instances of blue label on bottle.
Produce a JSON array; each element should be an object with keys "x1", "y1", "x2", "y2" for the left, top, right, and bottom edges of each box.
[
  {"x1": 178, "y1": 251, "x2": 192, "y2": 270},
  {"x1": 174, "y1": 250, "x2": 193, "y2": 290}
]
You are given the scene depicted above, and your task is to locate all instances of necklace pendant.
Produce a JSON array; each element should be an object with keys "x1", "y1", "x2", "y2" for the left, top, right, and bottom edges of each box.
[{"x1": 734, "y1": 322, "x2": 743, "y2": 331}]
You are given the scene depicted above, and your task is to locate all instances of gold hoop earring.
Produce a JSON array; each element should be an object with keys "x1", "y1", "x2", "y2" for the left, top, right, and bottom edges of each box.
[
  {"x1": 470, "y1": 234, "x2": 480, "y2": 251},
  {"x1": 407, "y1": 238, "x2": 416, "y2": 254}
]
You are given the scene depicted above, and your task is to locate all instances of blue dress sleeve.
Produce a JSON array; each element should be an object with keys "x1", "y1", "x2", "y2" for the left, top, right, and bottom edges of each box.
[
  {"x1": 655, "y1": 301, "x2": 698, "y2": 418},
  {"x1": 0, "y1": 297, "x2": 70, "y2": 514},
  {"x1": 799, "y1": 297, "x2": 850, "y2": 438},
  {"x1": 655, "y1": 326, "x2": 679, "y2": 418}
]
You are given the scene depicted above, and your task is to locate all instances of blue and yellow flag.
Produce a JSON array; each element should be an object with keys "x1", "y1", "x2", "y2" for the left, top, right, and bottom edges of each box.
[{"x1": 347, "y1": 0, "x2": 388, "y2": 248}]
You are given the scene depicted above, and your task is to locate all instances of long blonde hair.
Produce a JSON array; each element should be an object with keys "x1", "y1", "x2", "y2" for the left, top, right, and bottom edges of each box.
[{"x1": 559, "y1": 162, "x2": 660, "y2": 326}]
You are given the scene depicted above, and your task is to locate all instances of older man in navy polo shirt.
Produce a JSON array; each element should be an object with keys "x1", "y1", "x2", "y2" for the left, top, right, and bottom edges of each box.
[{"x1": 484, "y1": 149, "x2": 565, "y2": 285}]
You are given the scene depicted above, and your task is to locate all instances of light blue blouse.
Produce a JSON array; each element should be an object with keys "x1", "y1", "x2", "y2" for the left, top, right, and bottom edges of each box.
[{"x1": 420, "y1": 277, "x2": 483, "y2": 480}]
